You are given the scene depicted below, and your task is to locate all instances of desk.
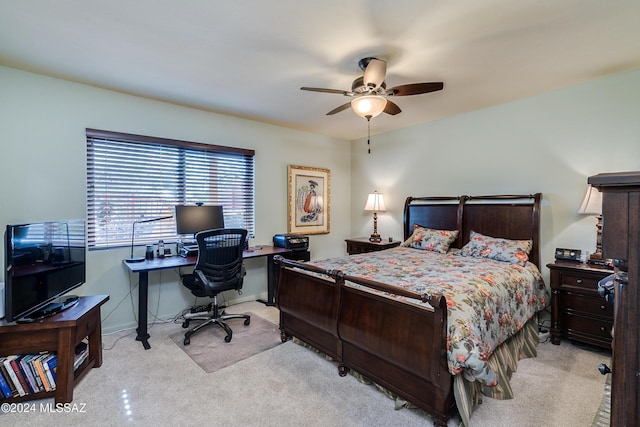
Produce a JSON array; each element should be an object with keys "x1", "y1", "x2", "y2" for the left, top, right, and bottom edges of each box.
[{"x1": 123, "y1": 245, "x2": 291, "y2": 349}]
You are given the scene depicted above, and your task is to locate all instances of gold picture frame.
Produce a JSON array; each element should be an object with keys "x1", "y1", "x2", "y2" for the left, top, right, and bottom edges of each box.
[{"x1": 287, "y1": 165, "x2": 330, "y2": 234}]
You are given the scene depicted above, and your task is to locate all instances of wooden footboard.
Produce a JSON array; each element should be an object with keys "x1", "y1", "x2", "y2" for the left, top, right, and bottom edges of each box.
[
  {"x1": 275, "y1": 256, "x2": 455, "y2": 425},
  {"x1": 275, "y1": 260, "x2": 341, "y2": 360}
]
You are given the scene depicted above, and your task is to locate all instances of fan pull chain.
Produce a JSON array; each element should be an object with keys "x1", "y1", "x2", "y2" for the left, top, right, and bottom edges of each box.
[{"x1": 367, "y1": 117, "x2": 371, "y2": 154}]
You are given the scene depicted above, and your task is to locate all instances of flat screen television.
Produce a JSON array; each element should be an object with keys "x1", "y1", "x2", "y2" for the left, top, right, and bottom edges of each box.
[
  {"x1": 4, "y1": 219, "x2": 86, "y2": 322},
  {"x1": 175, "y1": 205, "x2": 224, "y2": 237}
]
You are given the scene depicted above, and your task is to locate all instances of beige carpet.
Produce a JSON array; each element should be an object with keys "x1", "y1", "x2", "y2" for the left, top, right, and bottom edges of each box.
[
  {"x1": 591, "y1": 375, "x2": 611, "y2": 426},
  {"x1": 169, "y1": 311, "x2": 282, "y2": 373},
  {"x1": 0, "y1": 301, "x2": 609, "y2": 426}
]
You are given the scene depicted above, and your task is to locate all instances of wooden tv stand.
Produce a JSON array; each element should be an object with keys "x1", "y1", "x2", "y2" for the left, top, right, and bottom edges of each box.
[{"x1": 0, "y1": 295, "x2": 109, "y2": 403}]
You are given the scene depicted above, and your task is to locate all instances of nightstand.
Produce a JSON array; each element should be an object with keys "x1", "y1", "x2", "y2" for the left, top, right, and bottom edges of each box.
[
  {"x1": 345, "y1": 237, "x2": 400, "y2": 255},
  {"x1": 547, "y1": 261, "x2": 613, "y2": 349}
]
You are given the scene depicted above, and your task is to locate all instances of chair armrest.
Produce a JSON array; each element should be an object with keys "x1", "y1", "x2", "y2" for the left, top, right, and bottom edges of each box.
[{"x1": 196, "y1": 269, "x2": 210, "y2": 287}]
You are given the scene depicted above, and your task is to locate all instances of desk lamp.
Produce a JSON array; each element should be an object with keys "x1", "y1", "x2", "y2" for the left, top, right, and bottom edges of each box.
[{"x1": 125, "y1": 215, "x2": 173, "y2": 263}]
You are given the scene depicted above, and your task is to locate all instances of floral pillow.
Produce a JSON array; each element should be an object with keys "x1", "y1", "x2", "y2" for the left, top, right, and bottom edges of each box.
[
  {"x1": 401, "y1": 225, "x2": 459, "y2": 254},
  {"x1": 461, "y1": 230, "x2": 532, "y2": 265}
]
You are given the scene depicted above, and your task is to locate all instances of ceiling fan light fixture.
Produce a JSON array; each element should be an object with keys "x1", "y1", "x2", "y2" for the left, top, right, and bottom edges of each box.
[
  {"x1": 351, "y1": 95, "x2": 387, "y2": 119},
  {"x1": 362, "y1": 57, "x2": 387, "y2": 88}
]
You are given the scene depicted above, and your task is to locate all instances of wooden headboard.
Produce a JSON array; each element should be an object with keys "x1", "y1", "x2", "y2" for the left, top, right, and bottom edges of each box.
[{"x1": 403, "y1": 194, "x2": 542, "y2": 268}]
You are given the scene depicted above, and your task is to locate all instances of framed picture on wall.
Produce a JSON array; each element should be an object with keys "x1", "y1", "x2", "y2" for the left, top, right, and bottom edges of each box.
[{"x1": 287, "y1": 165, "x2": 330, "y2": 234}]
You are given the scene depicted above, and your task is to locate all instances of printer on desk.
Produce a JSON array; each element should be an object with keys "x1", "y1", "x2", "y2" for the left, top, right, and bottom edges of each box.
[
  {"x1": 177, "y1": 239, "x2": 198, "y2": 257},
  {"x1": 273, "y1": 234, "x2": 309, "y2": 252}
]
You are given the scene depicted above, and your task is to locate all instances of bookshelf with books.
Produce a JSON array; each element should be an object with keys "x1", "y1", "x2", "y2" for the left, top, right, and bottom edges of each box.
[
  {"x1": 0, "y1": 343, "x2": 89, "y2": 399},
  {"x1": 0, "y1": 295, "x2": 108, "y2": 404}
]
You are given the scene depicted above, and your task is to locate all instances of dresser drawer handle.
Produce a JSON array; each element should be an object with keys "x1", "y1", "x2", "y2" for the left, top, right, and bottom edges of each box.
[
  {"x1": 600, "y1": 326, "x2": 606, "y2": 332},
  {"x1": 600, "y1": 305, "x2": 606, "y2": 311},
  {"x1": 576, "y1": 279, "x2": 583, "y2": 284}
]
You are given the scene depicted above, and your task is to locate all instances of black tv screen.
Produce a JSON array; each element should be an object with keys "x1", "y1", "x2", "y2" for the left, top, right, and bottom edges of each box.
[
  {"x1": 4, "y1": 219, "x2": 86, "y2": 322},
  {"x1": 175, "y1": 205, "x2": 224, "y2": 237}
]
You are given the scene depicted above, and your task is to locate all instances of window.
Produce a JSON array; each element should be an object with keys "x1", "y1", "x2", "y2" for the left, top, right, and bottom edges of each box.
[{"x1": 86, "y1": 129, "x2": 255, "y2": 250}]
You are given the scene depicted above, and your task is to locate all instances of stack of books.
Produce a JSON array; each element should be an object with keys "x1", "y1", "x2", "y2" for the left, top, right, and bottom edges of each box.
[{"x1": 0, "y1": 341, "x2": 88, "y2": 398}]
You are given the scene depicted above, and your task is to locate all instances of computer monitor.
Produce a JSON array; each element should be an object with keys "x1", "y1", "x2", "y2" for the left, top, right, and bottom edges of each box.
[{"x1": 175, "y1": 205, "x2": 225, "y2": 237}]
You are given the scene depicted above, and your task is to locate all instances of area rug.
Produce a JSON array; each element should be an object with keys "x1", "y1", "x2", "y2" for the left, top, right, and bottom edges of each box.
[{"x1": 169, "y1": 311, "x2": 282, "y2": 373}]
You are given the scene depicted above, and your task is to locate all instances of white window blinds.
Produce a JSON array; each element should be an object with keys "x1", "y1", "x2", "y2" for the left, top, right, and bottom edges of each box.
[{"x1": 86, "y1": 129, "x2": 255, "y2": 250}]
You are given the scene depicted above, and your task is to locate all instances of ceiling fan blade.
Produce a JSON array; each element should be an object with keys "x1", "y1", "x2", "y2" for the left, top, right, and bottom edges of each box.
[
  {"x1": 383, "y1": 100, "x2": 402, "y2": 115},
  {"x1": 363, "y1": 58, "x2": 386, "y2": 89},
  {"x1": 326, "y1": 102, "x2": 352, "y2": 115},
  {"x1": 301, "y1": 87, "x2": 348, "y2": 95},
  {"x1": 388, "y1": 82, "x2": 444, "y2": 96}
]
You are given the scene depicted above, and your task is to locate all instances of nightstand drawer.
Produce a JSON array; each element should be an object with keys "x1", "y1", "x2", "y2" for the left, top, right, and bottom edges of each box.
[
  {"x1": 563, "y1": 292, "x2": 613, "y2": 318},
  {"x1": 547, "y1": 261, "x2": 612, "y2": 348},
  {"x1": 348, "y1": 242, "x2": 379, "y2": 254},
  {"x1": 345, "y1": 237, "x2": 400, "y2": 255},
  {"x1": 563, "y1": 312, "x2": 613, "y2": 340},
  {"x1": 561, "y1": 273, "x2": 600, "y2": 290}
]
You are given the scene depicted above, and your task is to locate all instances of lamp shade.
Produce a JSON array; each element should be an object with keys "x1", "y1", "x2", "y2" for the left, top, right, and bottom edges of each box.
[
  {"x1": 364, "y1": 191, "x2": 386, "y2": 212},
  {"x1": 578, "y1": 185, "x2": 602, "y2": 215},
  {"x1": 351, "y1": 95, "x2": 387, "y2": 119}
]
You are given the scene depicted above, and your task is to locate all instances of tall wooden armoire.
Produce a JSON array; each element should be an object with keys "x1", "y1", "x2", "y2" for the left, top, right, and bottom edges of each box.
[{"x1": 589, "y1": 171, "x2": 640, "y2": 426}]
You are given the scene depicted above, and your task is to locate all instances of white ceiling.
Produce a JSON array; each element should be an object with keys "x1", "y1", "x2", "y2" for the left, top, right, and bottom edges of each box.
[{"x1": 1, "y1": 0, "x2": 639, "y2": 141}]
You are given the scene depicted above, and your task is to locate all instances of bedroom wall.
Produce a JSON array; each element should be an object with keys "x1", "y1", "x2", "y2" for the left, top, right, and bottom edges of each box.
[
  {"x1": 350, "y1": 69, "x2": 640, "y2": 281},
  {"x1": 0, "y1": 65, "x2": 351, "y2": 332}
]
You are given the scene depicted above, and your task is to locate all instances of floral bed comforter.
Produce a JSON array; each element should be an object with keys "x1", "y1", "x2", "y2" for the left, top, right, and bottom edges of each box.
[{"x1": 308, "y1": 246, "x2": 549, "y2": 386}]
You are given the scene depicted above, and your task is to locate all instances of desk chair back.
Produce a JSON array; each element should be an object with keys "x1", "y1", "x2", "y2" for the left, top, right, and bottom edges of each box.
[{"x1": 192, "y1": 228, "x2": 248, "y2": 294}]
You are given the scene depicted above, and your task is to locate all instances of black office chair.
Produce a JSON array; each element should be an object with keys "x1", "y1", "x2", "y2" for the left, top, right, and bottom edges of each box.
[{"x1": 180, "y1": 228, "x2": 251, "y2": 345}]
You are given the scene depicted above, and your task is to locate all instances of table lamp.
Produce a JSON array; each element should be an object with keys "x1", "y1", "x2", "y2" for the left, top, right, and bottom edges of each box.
[
  {"x1": 578, "y1": 185, "x2": 603, "y2": 260},
  {"x1": 364, "y1": 191, "x2": 386, "y2": 242}
]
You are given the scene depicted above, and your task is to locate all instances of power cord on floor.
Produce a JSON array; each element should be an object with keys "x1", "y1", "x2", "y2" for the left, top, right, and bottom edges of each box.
[
  {"x1": 100, "y1": 273, "x2": 138, "y2": 325},
  {"x1": 145, "y1": 270, "x2": 178, "y2": 327},
  {"x1": 538, "y1": 317, "x2": 551, "y2": 344},
  {"x1": 102, "y1": 329, "x2": 137, "y2": 351},
  {"x1": 103, "y1": 269, "x2": 181, "y2": 350},
  {"x1": 174, "y1": 294, "x2": 229, "y2": 325}
]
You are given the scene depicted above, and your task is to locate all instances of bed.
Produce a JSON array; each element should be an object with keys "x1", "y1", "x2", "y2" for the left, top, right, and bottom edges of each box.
[{"x1": 274, "y1": 194, "x2": 549, "y2": 426}]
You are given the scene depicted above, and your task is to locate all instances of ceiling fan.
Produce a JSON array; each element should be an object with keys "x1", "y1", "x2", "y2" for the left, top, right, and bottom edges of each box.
[{"x1": 301, "y1": 57, "x2": 444, "y2": 119}]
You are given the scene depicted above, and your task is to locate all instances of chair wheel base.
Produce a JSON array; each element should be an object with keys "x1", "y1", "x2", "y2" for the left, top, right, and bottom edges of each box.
[
  {"x1": 244, "y1": 318, "x2": 250, "y2": 326},
  {"x1": 182, "y1": 320, "x2": 190, "y2": 328},
  {"x1": 184, "y1": 338, "x2": 190, "y2": 345},
  {"x1": 224, "y1": 334, "x2": 232, "y2": 343}
]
